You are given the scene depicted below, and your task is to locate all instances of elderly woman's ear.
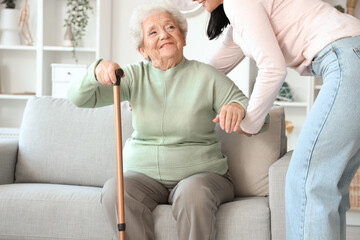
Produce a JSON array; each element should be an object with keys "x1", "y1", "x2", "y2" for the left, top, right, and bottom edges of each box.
[{"x1": 138, "y1": 48, "x2": 149, "y2": 60}]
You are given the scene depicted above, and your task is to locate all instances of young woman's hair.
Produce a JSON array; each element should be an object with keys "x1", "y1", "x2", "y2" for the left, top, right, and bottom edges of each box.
[{"x1": 207, "y1": 4, "x2": 230, "y2": 40}]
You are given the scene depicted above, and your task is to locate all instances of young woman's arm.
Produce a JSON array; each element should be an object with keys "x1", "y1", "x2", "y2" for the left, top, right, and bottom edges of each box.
[
  {"x1": 209, "y1": 26, "x2": 245, "y2": 75},
  {"x1": 224, "y1": 0, "x2": 287, "y2": 134}
]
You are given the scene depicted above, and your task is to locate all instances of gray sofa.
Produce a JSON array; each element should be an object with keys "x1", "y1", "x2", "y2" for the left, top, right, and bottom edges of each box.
[{"x1": 0, "y1": 97, "x2": 292, "y2": 240}]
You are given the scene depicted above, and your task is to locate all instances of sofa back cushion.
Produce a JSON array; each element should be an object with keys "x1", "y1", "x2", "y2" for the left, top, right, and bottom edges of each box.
[
  {"x1": 15, "y1": 97, "x2": 132, "y2": 187},
  {"x1": 216, "y1": 106, "x2": 286, "y2": 197}
]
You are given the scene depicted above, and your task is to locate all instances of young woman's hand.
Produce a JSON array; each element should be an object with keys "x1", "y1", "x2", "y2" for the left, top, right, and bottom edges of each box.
[
  {"x1": 213, "y1": 102, "x2": 245, "y2": 133},
  {"x1": 237, "y1": 113, "x2": 270, "y2": 137},
  {"x1": 95, "y1": 60, "x2": 124, "y2": 85}
]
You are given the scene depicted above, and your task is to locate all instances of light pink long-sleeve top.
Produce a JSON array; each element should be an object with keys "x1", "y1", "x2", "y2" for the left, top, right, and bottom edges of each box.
[{"x1": 210, "y1": 0, "x2": 360, "y2": 133}]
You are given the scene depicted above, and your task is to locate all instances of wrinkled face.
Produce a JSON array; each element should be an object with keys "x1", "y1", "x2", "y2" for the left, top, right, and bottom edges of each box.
[
  {"x1": 192, "y1": 0, "x2": 223, "y2": 12},
  {"x1": 138, "y1": 12, "x2": 186, "y2": 62}
]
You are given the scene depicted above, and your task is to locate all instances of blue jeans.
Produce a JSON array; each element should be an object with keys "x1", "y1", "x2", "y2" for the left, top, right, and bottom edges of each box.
[{"x1": 286, "y1": 36, "x2": 360, "y2": 240}]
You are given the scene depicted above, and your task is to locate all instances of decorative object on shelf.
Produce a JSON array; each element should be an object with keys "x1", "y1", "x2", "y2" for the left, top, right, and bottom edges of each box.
[
  {"x1": 63, "y1": 26, "x2": 73, "y2": 47},
  {"x1": 0, "y1": 0, "x2": 21, "y2": 46},
  {"x1": 285, "y1": 120, "x2": 294, "y2": 134},
  {"x1": 347, "y1": 0, "x2": 358, "y2": 16},
  {"x1": 167, "y1": 0, "x2": 203, "y2": 17},
  {"x1": 350, "y1": 169, "x2": 360, "y2": 210},
  {"x1": 64, "y1": 0, "x2": 93, "y2": 63},
  {"x1": 334, "y1": 5, "x2": 345, "y2": 13},
  {"x1": 276, "y1": 81, "x2": 294, "y2": 102},
  {"x1": 18, "y1": 0, "x2": 33, "y2": 45}
]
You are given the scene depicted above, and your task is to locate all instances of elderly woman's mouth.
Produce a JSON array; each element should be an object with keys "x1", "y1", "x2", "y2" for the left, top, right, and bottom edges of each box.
[{"x1": 160, "y1": 42, "x2": 173, "y2": 49}]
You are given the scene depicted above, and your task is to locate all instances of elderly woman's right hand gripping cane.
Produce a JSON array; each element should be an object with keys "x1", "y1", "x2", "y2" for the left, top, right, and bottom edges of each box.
[{"x1": 113, "y1": 68, "x2": 126, "y2": 240}]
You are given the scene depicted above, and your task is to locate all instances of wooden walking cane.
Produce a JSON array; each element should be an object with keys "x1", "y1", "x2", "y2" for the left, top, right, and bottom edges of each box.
[{"x1": 113, "y1": 68, "x2": 126, "y2": 240}]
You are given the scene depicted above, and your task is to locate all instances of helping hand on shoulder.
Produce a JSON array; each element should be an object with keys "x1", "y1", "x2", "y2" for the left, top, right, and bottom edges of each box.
[{"x1": 95, "y1": 60, "x2": 124, "y2": 85}]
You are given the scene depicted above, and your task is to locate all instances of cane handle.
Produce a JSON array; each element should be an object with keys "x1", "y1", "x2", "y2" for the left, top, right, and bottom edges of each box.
[{"x1": 114, "y1": 69, "x2": 124, "y2": 86}]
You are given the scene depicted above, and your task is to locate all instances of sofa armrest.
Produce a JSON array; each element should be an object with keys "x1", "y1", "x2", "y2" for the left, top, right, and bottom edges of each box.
[
  {"x1": 0, "y1": 139, "x2": 18, "y2": 184},
  {"x1": 269, "y1": 150, "x2": 293, "y2": 240}
]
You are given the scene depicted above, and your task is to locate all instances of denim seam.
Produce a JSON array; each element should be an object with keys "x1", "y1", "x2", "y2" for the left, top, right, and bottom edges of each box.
[{"x1": 299, "y1": 47, "x2": 343, "y2": 240}]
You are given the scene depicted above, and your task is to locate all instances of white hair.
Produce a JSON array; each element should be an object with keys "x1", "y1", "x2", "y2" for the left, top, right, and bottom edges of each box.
[{"x1": 129, "y1": 0, "x2": 188, "y2": 49}]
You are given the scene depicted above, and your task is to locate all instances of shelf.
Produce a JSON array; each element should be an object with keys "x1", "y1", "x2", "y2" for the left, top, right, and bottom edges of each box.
[
  {"x1": 0, "y1": 94, "x2": 36, "y2": 100},
  {"x1": 347, "y1": 210, "x2": 360, "y2": 226},
  {"x1": 43, "y1": 46, "x2": 97, "y2": 52},
  {"x1": 315, "y1": 85, "x2": 322, "y2": 90},
  {"x1": 0, "y1": 45, "x2": 37, "y2": 51},
  {"x1": 274, "y1": 101, "x2": 308, "y2": 107}
]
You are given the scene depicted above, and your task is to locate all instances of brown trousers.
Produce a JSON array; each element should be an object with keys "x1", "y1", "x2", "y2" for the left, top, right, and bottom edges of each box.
[{"x1": 100, "y1": 171, "x2": 234, "y2": 240}]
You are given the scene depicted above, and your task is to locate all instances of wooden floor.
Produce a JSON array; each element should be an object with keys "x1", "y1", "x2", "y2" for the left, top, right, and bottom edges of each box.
[{"x1": 346, "y1": 226, "x2": 360, "y2": 240}]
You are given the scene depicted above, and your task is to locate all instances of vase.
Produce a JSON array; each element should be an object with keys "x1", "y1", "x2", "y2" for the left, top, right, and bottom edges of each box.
[
  {"x1": 63, "y1": 26, "x2": 73, "y2": 47},
  {"x1": 0, "y1": 9, "x2": 21, "y2": 46}
]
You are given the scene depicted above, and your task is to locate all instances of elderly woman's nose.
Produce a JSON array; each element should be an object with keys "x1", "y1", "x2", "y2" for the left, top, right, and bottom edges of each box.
[{"x1": 159, "y1": 29, "x2": 170, "y2": 39}]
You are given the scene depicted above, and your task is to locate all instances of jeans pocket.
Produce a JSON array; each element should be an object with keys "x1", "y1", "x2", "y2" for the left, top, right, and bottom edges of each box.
[{"x1": 354, "y1": 48, "x2": 360, "y2": 60}]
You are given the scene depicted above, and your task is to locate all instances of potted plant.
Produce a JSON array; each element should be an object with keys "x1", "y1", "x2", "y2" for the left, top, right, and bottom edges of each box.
[
  {"x1": 64, "y1": 0, "x2": 93, "y2": 63},
  {"x1": 334, "y1": 4, "x2": 345, "y2": 13},
  {"x1": 1, "y1": 0, "x2": 15, "y2": 8},
  {"x1": 0, "y1": 0, "x2": 21, "y2": 45}
]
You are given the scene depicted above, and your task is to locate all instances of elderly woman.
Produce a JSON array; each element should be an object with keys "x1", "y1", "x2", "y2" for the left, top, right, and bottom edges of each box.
[{"x1": 67, "y1": 2, "x2": 268, "y2": 240}]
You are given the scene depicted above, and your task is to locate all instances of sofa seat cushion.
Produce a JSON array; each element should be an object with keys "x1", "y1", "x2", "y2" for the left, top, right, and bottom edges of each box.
[
  {"x1": 153, "y1": 197, "x2": 270, "y2": 240},
  {"x1": 0, "y1": 183, "x2": 112, "y2": 240}
]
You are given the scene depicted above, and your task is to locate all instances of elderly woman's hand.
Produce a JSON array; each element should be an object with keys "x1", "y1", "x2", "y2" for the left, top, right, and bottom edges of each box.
[
  {"x1": 213, "y1": 102, "x2": 245, "y2": 133},
  {"x1": 95, "y1": 60, "x2": 124, "y2": 85}
]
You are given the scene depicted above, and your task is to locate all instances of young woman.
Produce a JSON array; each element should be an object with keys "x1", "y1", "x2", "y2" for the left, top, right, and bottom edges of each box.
[{"x1": 192, "y1": 0, "x2": 360, "y2": 239}]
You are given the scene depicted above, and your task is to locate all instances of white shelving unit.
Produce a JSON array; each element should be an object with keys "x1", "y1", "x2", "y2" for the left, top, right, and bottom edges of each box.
[
  {"x1": 0, "y1": 0, "x2": 112, "y2": 127},
  {"x1": 274, "y1": 101, "x2": 308, "y2": 108},
  {"x1": 270, "y1": 68, "x2": 314, "y2": 150}
]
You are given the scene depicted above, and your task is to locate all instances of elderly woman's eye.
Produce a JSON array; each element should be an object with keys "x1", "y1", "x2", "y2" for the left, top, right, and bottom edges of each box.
[
  {"x1": 150, "y1": 31, "x2": 156, "y2": 35},
  {"x1": 167, "y1": 25, "x2": 175, "y2": 30}
]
